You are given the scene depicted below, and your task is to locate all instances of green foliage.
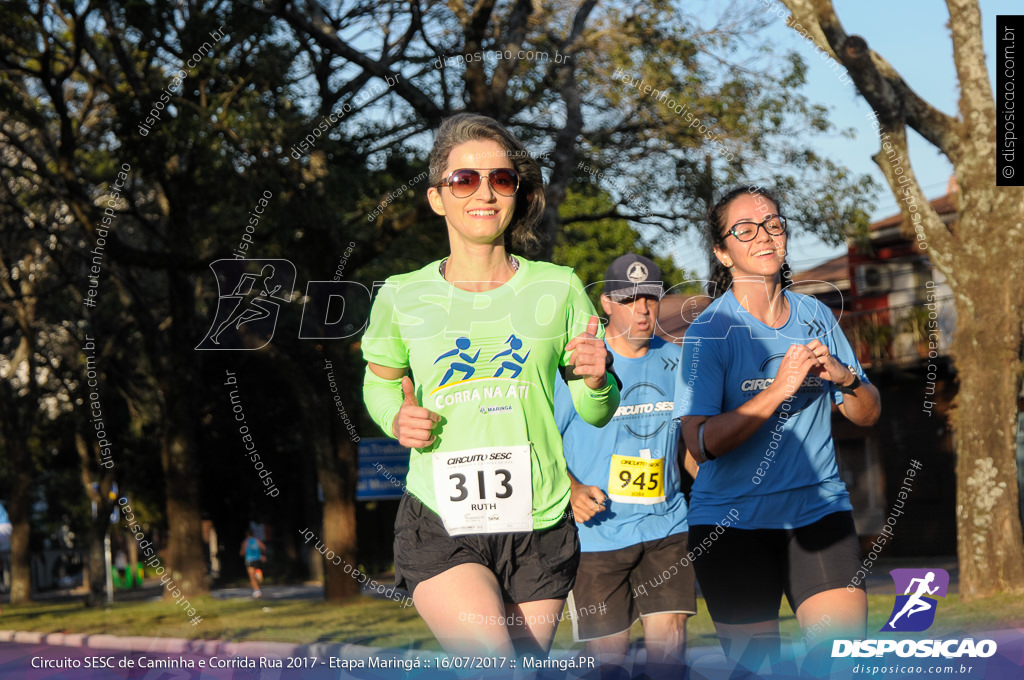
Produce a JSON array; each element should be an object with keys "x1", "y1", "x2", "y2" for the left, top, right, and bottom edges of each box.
[
  {"x1": 0, "y1": 1, "x2": 373, "y2": 581},
  {"x1": 566, "y1": 2, "x2": 879, "y2": 243},
  {"x1": 554, "y1": 187, "x2": 698, "y2": 308},
  {"x1": 856, "y1": 314, "x2": 896, "y2": 366},
  {"x1": 900, "y1": 306, "x2": 934, "y2": 344}
]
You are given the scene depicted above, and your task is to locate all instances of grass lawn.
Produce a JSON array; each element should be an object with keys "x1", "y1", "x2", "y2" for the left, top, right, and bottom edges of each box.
[{"x1": 2, "y1": 590, "x2": 1022, "y2": 651}]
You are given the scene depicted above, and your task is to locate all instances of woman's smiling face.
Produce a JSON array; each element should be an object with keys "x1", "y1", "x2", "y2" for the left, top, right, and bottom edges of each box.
[
  {"x1": 714, "y1": 192, "x2": 787, "y2": 279},
  {"x1": 427, "y1": 139, "x2": 517, "y2": 248}
]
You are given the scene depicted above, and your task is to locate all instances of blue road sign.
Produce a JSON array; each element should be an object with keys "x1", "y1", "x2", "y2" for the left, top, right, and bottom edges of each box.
[{"x1": 357, "y1": 438, "x2": 409, "y2": 501}]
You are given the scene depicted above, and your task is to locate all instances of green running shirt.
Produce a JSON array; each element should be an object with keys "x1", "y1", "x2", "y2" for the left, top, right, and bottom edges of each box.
[{"x1": 362, "y1": 258, "x2": 609, "y2": 532}]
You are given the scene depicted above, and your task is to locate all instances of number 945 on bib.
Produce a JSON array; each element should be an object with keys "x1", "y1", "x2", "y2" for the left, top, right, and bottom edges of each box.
[{"x1": 608, "y1": 454, "x2": 665, "y2": 505}]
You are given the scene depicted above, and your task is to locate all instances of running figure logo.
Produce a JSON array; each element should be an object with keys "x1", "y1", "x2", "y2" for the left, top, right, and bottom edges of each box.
[
  {"x1": 196, "y1": 259, "x2": 296, "y2": 350},
  {"x1": 435, "y1": 337, "x2": 480, "y2": 386},
  {"x1": 491, "y1": 335, "x2": 530, "y2": 378},
  {"x1": 881, "y1": 568, "x2": 950, "y2": 632}
]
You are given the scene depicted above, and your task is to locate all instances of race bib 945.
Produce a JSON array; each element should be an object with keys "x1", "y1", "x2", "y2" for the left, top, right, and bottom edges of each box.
[{"x1": 608, "y1": 451, "x2": 665, "y2": 505}]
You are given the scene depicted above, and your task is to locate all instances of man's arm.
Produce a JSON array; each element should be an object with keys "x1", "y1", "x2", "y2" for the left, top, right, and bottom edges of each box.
[
  {"x1": 682, "y1": 448, "x2": 700, "y2": 479},
  {"x1": 568, "y1": 471, "x2": 608, "y2": 523},
  {"x1": 677, "y1": 427, "x2": 699, "y2": 479}
]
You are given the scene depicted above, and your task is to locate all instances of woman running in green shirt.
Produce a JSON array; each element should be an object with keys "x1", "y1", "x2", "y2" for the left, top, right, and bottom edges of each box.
[{"x1": 362, "y1": 113, "x2": 619, "y2": 657}]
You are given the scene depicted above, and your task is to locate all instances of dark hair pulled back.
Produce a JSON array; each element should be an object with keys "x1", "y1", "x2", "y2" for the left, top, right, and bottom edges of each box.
[{"x1": 704, "y1": 184, "x2": 792, "y2": 298}]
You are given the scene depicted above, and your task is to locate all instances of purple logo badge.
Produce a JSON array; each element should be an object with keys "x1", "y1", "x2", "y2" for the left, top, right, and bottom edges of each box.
[{"x1": 881, "y1": 568, "x2": 949, "y2": 632}]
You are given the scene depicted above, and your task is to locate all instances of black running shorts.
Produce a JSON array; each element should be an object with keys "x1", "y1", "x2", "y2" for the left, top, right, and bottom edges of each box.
[
  {"x1": 393, "y1": 493, "x2": 580, "y2": 604},
  {"x1": 689, "y1": 510, "x2": 864, "y2": 625}
]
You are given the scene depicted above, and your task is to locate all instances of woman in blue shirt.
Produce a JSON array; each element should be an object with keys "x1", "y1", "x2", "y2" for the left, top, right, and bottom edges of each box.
[{"x1": 674, "y1": 185, "x2": 881, "y2": 673}]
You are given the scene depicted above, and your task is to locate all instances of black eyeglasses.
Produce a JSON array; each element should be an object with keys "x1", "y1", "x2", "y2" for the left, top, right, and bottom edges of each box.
[
  {"x1": 722, "y1": 215, "x2": 787, "y2": 242},
  {"x1": 436, "y1": 168, "x2": 520, "y2": 198}
]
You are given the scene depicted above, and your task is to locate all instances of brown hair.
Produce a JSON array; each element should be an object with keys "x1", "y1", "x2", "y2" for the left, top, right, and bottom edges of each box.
[
  {"x1": 428, "y1": 113, "x2": 545, "y2": 256},
  {"x1": 704, "y1": 184, "x2": 792, "y2": 298}
]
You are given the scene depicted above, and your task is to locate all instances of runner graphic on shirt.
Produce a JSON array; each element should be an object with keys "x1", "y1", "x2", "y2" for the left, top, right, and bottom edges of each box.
[
  {"x1": 491, "y1": 334, "x2": 530, "y2": 378},
  {"x1": 434, "y1": 337, "x2": 480, "y2": 386}
]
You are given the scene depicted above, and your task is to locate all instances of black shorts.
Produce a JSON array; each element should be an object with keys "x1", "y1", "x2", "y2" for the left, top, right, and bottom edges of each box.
[
  {"x1": 245, "y1": 560, "x2": 261, "y2": 569},
  {"x1": 690, "y1": 511, "x2": 864, "y2": 625},
  {"x1": 393, "y1": 493, "x2": 580, "y2": 604},
  {"x1": 568, "y1": 532, "x2": 697, "y2": 641}
]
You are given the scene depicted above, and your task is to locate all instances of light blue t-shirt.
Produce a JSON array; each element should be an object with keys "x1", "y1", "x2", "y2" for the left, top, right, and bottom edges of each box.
[
  {"x1": 244, "y1": 537, "x2": 262, "y2": 562},
  {"x1": 673, "y1": 290, "x2": 866, "y2": 530},
  {"x1": 556, "y1": 336, "x2": 688, "y2": 551}
]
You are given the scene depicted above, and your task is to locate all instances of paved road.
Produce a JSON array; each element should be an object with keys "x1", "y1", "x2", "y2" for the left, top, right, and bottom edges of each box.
[{"x1": 211, "y1": 583, "x2": 328, "y2": 601}]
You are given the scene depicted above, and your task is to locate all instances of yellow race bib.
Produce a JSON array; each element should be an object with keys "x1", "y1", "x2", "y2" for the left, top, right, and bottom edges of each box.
[{"x1": 608, "y1": 450, "x2": 665, "y2": 505}]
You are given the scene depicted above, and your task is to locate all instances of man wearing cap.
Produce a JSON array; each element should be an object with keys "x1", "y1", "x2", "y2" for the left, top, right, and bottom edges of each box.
[{"x1": 554, "y1": 254, "x2": 696, "y2": 677}]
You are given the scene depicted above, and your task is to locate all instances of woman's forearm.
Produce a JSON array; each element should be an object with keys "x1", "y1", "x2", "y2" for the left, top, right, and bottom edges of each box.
[{"x1": 681, "y1": 382, "x2": 790, "y2": 461}]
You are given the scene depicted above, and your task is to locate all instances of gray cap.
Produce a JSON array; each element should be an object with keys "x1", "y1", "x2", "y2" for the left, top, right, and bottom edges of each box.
[{"x1": 603, "y1": 254, "x2": 664, "y2": 301}]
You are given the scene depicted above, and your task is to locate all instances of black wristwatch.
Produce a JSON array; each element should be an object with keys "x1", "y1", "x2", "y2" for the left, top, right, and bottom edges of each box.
[{"x1": 838, "y1": 366, "x2": 861, "y2": 395}]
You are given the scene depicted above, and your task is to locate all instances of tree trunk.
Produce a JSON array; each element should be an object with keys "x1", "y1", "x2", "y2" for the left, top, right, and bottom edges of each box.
[
  {"x1": 7, "y1": 520, "x2": 30, "y2": 604},
  {"x1": 0, "y1": 376, "x2": 35, "y2": 603},
  {"x1": 82, "y1": 490, "x2": 114, "y2": 606},
  {"x1": 320, "y1": 451, "x2": 359, "y2": 601},
  {"x1": 272, "y1": 348, "x2": 361, "y2": 601},
  {"x1": 1, "y1": 430, "x2": 34, "y2": 604},
  {"x1": 945, "y1": 0, "x2": 1024, "y2": 594},
  {"x1": 76, "y1": 432, "x2": 118, "y2": 607},
  {"x1": 153, "y1": 269, "x2": 209, "y2": 599},
  {"x1": 316, "y1": 392, "x2": 360, "y2": 601},
  {"x1": 161, "y1": 415, "x2": 209, "y2": 598},
  {"x1": 84, "y1": 521, "x2": 108, "y2": 607},
  {"x1": 82, "y1": 492, "x2": 117, "y2": 606},
  {"x1": 949, "y1": 224, "x2": 1024, "y2": 599},
  {"x1": 6, "y1": 447, "x2": 32, "y2": 605}
]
